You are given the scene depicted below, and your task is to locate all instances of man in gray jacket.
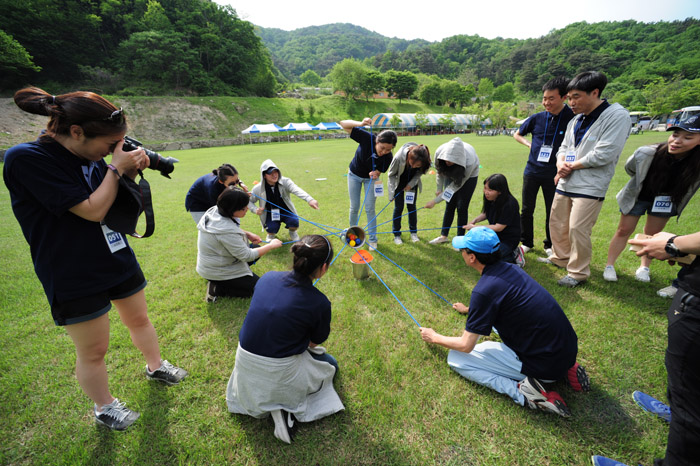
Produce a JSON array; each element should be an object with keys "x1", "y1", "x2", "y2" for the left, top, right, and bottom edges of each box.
[{"x1": 540, "y1": 71, "x2": 630, "y2": 287}]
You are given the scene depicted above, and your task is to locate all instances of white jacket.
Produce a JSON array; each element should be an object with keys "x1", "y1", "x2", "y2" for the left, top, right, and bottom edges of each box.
[
  {"x1": 387, "y1": 142, "x2": 424, "y2": 199},
  {"x1": 433, "y1": 137, "x2": 480, "y2": 204},
  {"x1": 249, "y1": 159, "x2": 315, "y2": 229}
]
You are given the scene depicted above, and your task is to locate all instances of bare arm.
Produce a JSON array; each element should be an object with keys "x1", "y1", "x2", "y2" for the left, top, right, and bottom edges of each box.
[
  {"x1": 629, "y1": 231, "x2": 700, "y2": 259},
  {"x1": 513, "y1": 129, "x2": 531, "y2": 149},
  {"x1": 339, "y1": 118, "x2": 372, "y2": 134},
  {"x1": 419, "y1": 328, "x2": 480, "y2": 353}
]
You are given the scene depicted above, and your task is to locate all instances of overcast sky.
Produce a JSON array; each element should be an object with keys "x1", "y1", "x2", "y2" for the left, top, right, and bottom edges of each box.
[{"x1": 213, "y1": 0, "x2": 699, "y2": 42}]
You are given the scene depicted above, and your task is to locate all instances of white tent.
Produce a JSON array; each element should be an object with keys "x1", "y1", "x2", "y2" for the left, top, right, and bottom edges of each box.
[
  {"x1": 281, "y1": 122, "x2": 319, "y2": 131},
  {"x1": 241, "y1": 123, "x2": 284, "y2": 134},
  {"x1": 316, "y1": 122, "x2": 342, "y2": 130}
]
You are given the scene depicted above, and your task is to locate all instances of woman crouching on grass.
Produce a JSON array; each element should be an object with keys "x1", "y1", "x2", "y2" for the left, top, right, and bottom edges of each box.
[
  {"x1": 3, "y1": 87, "x2": 187, "y2": 431},
  {"x1": 225, "y1": 234, "x2": 344, "y2": 444}
]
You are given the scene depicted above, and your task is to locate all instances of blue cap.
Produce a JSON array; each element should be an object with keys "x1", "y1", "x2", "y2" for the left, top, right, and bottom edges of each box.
[
  {"x1": 452, "y1": 227, "x2": 500, "y2": 253},
  {"x1": 668, "y1": 115, "x2": 700, "y2": 133}
]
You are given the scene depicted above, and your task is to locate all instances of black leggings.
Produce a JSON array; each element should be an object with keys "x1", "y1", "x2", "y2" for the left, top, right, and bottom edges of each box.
[
  {"x1": 209, "y1": 273, "x2": 259, "y2": 299},
  {"x1": 441, "y1": 176, "x2": 478, "y2": 237}
]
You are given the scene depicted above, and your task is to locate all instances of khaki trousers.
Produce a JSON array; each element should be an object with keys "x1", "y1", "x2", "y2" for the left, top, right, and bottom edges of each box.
[{"x1": 549, "y1": 193, "x2": 604, "y2": 281}]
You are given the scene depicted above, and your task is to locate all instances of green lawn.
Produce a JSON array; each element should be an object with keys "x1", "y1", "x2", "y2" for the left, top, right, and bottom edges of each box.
[{"x1": 1, "y1": 131, "x2": 694, "y2": 465}]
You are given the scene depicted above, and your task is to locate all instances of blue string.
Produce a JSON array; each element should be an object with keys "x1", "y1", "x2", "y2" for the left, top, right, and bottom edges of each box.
[
  {"x1": 374, "y1": 205, "x2": 426, "y2": 229},
  {"x1": 371, "y1": 247, "x2": 452, "y2": 306},
  {"x1": 249, "y1": 191, "x2": 342, "y2": 234},
  {"x1": 358, "y1": 250, "x2": 421, "y2": 327},
  {"x1": 364, "y1": 194, "x2": 398, "y2": 231},
  {"x1": 374, "y1": 226, "x2": 465, "y2": 234}
]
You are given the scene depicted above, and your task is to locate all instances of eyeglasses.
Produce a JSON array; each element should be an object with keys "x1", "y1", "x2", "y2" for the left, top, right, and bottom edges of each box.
[{"x1": 104, "y1": 108, "x2": 124, "y2": 123}]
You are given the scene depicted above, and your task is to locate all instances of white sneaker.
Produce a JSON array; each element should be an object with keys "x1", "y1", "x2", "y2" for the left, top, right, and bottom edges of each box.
[
  {"x1": 368, "y1": 242, "x2": 378, "y2": 251},
  {"x1": 544, "y1": 248, "x2": 553, "y2": 256},
  {"x1": 635, "y1": 266, "x2": 651, "y2": 282},
  {"x1": 603, "y1": 265, "x2": 618, "y2": 282},
  {"x1": 410, "y1": 233, "x2": 420, "y2": 243},
  {"x1": 428, "y1": 236, "x2": 449, "y2": 245},
  {"x1": 270, "y1": 409, "x2": 295, "y2": 444},
  {"x1": 265, "y1": 233, "x2": 276, "y2": 242},
  {"x1": 657, "y1": 285, "x2": 677, "y2": 298},
  {"x1": 521, "y1": 245, "x2": 532, "y2": 253},
  {"x1": 393, "y1": 236, "x2": 403, "y2": 245},
  {"x1": 289, "y1": 230, "x2": 300, "y2": 242}
]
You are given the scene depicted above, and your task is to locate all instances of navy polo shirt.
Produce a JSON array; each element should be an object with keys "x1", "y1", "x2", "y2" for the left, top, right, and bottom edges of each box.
[
  {"x1": 466, "y1": 261, "x2": 578, "y2": 379},
  {"x1": 484, "y1": 195, "x2": 521, "y2": 250},
  {"x1": 348, "y1": 127, "x2": 393, "y2": 178},
  {"x1": 185, "y1": 173, "x2": 226, "y2": 212},
  {"x1": 3, "y1": 139, "x2": 140, "y2": 305},
  {"x1": 572, "y1": 100, "x2": 610, "y2": 147},
  {"x1": 239, "y1": 271, "x2": 332, "y2": 358},
  {"x1": 519, "y1": 106, "x2": 574, "y2": 179}
]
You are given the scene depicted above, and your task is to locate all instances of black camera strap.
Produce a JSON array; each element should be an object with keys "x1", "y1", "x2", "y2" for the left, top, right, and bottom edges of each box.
[{"x1": 130, "y1": 170, "x2": 155, "y2": 238}]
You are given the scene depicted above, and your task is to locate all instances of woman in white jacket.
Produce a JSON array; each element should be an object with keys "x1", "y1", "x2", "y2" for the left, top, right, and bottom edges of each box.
[
  {"x1": 604, "y1": 117, "x2": 700, "y2": 283},
  {"x1": 387, "y1": 143, "x2": 431, "y2": 244},
  {"x1": 197, "y1": 188, "x2": 282, "y2": 301}
]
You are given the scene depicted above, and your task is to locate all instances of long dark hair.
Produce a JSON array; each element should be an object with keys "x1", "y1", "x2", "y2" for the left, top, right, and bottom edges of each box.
[
  {"x1": 408, "y1": 144, "x2": 431, "y2": 175},
  {"x1": 376, "y1": 129, "x2": 397, "y2": 146},
  {"x1": 14, "y1": 87, "x2": 127, "y2": 139},
  {"x1": 213, "y1": 163, "x2": 238, "y2": 182},
  {"x1": 645, "y1": 142, "x2": 700, "y2": 205},
  {"x1": 481, "y1": 173, "x2": 515, "y2": 214},
  {"x1": 290, "y1": 234, "x2": 333, "y2": 277},
  {"x1": 436, "y1": 159, "x2": 466, "y2": 185}
]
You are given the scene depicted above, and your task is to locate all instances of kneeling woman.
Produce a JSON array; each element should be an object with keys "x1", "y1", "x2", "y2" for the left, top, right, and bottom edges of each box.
[
  {"x1": 196, "y1": 188, "x2": 282, "y2": 301},
  {"x1": 226, "y1": 235, "x2": 344, "y2": 444}
]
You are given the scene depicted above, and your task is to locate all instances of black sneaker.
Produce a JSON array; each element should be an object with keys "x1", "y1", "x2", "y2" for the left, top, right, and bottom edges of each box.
[
  {"x1": 271, "y1": 409, "x2": 297, "y2": 444},
  {"x1": 205, "y1": 282, "x2": 217, "y2": 303},
  {"x1": 94, "y1": 398, "x2": 140, "y2": 431},
  {"x1": 145, "y1": 360, "x2": 188, "y2": 385}
]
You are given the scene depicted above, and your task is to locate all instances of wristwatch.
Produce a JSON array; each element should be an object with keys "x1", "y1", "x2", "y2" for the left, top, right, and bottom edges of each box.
[{"x1": 665, "y1": 236, "x2": 688, "y2": 257}]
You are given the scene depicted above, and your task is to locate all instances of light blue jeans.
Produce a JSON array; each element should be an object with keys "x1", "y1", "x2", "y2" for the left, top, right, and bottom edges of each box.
[
  {"x1": 348, "y1": 170, "x2": 377, "y2": 242},
  {"x1": 447, "y1": 341, "x2": 527, "y2": 406}
]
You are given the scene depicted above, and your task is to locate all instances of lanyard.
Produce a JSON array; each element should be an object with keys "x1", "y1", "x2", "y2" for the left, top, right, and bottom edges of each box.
[{"x1": 543, "y1": 112, "x2": 561, "y2": 147}]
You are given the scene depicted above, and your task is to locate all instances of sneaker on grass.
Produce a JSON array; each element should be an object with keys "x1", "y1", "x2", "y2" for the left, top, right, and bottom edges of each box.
[
  {"x1": 265, "y1": 233, "x2": 276, "y2": 242},
  {"x1": 289, "y1": 230, "x2": 300, "y2": 242},
  {"x1": 514, "y1": 246, "x2": 526, "y2": 268},
  {"x1": 603, "y1": 265, "x2": 618, "y2": 282},
  {"x1": 567, "y1": 362, "x2": 591, "y2": 392},
  {"x1": 518, "y1": 376, "x2": 571, "y2": 417},
  {"x1": 94, "y1": 398, "x2": 140, "y2": 431},
  {"x1": 544, "y1": 247, "x2": 553, "y2": 256},
  {"x1": 657, "y1": 285, "x2": 678, "y2": 299},
  {"x1": 146, "y1": 360, "x2": 188, "y2": 385},
  {"x1": 410, "y1": 233, "x2": 420, "y2": 243},
  {"x1": 368, "y1": 241, "x2": 378, "y2": 251},
  {"x1": 558, "y1": 275, "x2": 583, "y2": 288},
  {"x1": 428, "y1": 235, "x2": 449, "y2": 245},
  {"x1": 632, "y1": 391, "x2": 671, "y2": 423},
  {"x1": 520, "y1": 245, "x2": 532, "y2": 253},
  {"x1": 635, "y1": 266, "x2": 650, "y2": 282},
  {"x1": 393, "y1": 236, "x2": 403, "y2": 245},
  {"x1": 271, "y1": 409, "x2": 297, "y2": 444}
]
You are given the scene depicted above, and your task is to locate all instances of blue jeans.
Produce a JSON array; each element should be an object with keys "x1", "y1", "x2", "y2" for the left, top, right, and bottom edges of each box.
[
  {"x1": 265, "y1": 210, "x2": 299, "y2": 234},
  {"x1": 447, "y1": 341, "x2": 527, "y2": 405},
  {"x1": 348, "y1": 170, "x2": 377, "y2": 242}
]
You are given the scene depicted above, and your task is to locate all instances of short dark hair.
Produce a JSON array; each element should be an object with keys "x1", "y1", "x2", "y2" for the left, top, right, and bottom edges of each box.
[
  {"x1": 290, "y1": 234, "x2": 334, "y2": 276},
  {"x1": 542, "y1": 76, "x2": 570, "y2": 97},
  {"x1": 408, "y1": 144, "x2": 431, "y2": 175},
  {"x1": 567, "y1": 71, "x2": 607, "y2": 96},
  {"x1": 465, "y1": 248, "x2": 501, "y2": 265},
  {"x1": 216, "y1": 187, "x2": 249, "y2": 218}
]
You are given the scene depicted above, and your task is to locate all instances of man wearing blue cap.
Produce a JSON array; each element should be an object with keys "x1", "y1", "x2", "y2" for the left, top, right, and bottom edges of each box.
[{"x1": 420, "y1": 226, "x2": 589, "y2": 417}]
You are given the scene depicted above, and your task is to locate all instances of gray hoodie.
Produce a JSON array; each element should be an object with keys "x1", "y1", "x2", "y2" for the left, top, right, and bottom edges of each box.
[
  {"x1": 555, "y1": 102, "x2": 630, "y2": 198},
  {"x1": 249, "y1": 159, "x2": 315, "y2": 229},
  {"x1": 433, "y1": 137, "x2": 480, "y2": 204},
  {"x1": 387, "y1": 142, "x2": 424, "y2": 199},
  {"x1": 196, "y1": 205, "x2": 258, "y2": 281}
]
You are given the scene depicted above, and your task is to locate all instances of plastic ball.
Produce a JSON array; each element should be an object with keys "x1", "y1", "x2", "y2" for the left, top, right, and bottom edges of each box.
[{"x1": 349, "y1": 240, "x2": 356, "y2": 247}]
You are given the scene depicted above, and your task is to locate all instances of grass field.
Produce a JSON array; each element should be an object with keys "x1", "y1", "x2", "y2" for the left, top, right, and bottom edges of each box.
[{"x1": 1, "y1": 131, "x2": 696, "y2": 465}]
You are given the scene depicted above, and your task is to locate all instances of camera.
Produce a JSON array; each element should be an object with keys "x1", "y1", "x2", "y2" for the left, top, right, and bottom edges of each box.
[{"x1": 123, "y1": 136, "x2": 178, "y2": 178}]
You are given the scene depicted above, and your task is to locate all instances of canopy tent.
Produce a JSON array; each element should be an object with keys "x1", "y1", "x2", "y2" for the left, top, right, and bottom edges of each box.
[
  {"x1": 241, "y1": 123, "x2": 284, "y2": 134},
  {"x1": 281, "y1": 122, "x2": 319, "y2": 131},
  {"x1": 371, "y1": 113, "x2": 480, "y2": 130},
  {"x1": 316, "y1": 122, "x2": 342, "y2": 130}
]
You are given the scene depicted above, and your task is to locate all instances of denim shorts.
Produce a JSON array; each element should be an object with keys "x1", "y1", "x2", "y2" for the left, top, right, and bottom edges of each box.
[
  {"x1": 625, "y1": 199, "x2": 677, "y2": 218},
  {"x1": 50, "y1": 269, "x2": 147, "y2": 326}
]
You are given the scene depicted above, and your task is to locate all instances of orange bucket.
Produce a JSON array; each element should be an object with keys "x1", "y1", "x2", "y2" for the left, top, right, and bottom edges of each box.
[{"x1": 350, "y1": 250, "x2": 373, "y2": 279}]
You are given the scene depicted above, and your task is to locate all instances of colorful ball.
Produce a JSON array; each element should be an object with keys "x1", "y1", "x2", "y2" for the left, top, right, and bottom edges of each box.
[{"x1": 349, "y1": 240, "x2": 356, "y2": 247}]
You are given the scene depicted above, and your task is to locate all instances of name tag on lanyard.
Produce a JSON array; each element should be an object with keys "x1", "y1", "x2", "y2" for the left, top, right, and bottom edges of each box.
[
  {"x1": 565, "y1": 150, "x2": 576, "y2": 163},
  {"x1": 537, "y1": 145, "x2": 553, "y2": 162},
  {"x1": 442, "y1": 188, "x2": 454, "y2": 202},
  {"x1": 101, "y1": 224, "x2": 127, "y2": 253},
  {"x1": 405, "y1": 191, "x2": 416, "y2": 205},
  {"x1": 651, "y1": 195, "x2": 673, "y2": 214},
  {"x1": 271, "y1": 208, "x2": 281, "y2": 221},
  {"x1": 374, "y1": 181, "x2": 384, "y2": 197}
]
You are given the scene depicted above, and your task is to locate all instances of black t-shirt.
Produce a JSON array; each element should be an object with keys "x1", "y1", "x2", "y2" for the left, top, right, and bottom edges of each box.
[
  {"x1": 348, "y1": 127, "x2": 393, "y2": 178},
  {"x1": 484, "y1": 195, "x2": 521, "y2": 250},
  {"x1": 678, "y1": 257, "x2": 700, "y2": 296}
]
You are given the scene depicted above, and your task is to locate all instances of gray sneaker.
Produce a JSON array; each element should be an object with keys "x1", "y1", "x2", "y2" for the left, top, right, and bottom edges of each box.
[
  {"x1": 657, "y1": 285, "x2": 678, "y2": 299},
  {"x1": 518, "y1": 377, "x2": 571, "y2": 417},
  {"x1": 289, "y1": 230, "x2": 300, "y2": 242},
  {"x1": 558, "y1": 275, "x2": 583, "y2": 288},
  {"x1": 94, "y1": 398, "x2": 140, "y2": 431},
  {"x1": 146, "y1": 360, "x2": 188, "y2": 385}
]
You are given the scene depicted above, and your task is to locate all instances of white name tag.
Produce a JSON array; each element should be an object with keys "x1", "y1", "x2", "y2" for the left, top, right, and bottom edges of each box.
[
  {"x1": 405, "y1": 191, "x2": 415, "y2": 205},
  {"x1": 271, "y1": 208, "x2": 281, "y2": 221},
  {"x1": 651, "y1": 195, "x2": 673, "y2": 214},
  {"x1": 442, "y1": 189, "x2": 454, "y2": 202},
  {"x1": 537, "y1": 145, "x2": 553, "y2": 162},
  {"x1": 101, "y1": 224, "x2": 127, "y2": 253},
  {"x1": 565, "y1": 150, "x2": 576, "y2": 163},
  {"x1": 374, "y1": 182, "x2": 384, "y2": 197}
]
